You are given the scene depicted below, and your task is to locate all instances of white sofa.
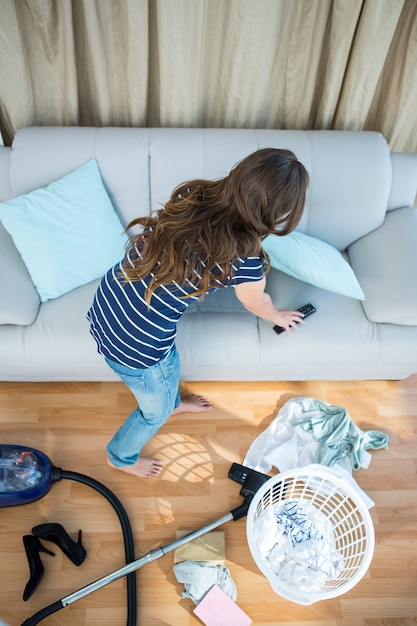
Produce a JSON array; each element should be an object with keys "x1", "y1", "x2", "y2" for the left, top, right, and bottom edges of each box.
[{"x1": 1, "y1": 126, "x2": 417, "y2": 382}]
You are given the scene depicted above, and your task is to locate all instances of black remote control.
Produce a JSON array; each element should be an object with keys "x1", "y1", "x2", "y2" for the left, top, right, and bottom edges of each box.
[{"x1": 273, "y1": 303, "x2": 317, "y2": 335}]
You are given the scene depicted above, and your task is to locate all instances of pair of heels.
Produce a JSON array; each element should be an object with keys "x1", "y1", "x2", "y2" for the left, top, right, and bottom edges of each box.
[{"x1": 23, "y1": 522, "x2": 86, "y2": 601}]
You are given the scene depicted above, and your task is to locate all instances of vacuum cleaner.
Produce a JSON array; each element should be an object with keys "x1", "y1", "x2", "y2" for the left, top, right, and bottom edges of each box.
[
  {"x1": 0, "y1": 444, "x2": 270, "y2": 625},
  {"x1": 0, "y1": 444, "x2": 137, "y2": 625}
]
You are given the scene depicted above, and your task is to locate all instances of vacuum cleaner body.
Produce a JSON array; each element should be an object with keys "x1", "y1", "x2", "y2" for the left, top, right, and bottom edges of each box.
[{"x1": 0, "y1": 445, "x2": 53, "y2": 507}]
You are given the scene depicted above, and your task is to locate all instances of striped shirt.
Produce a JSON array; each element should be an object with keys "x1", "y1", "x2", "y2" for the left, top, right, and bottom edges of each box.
[{"x1": 87, "y1": 252, "x2": 264, "y2": 369}]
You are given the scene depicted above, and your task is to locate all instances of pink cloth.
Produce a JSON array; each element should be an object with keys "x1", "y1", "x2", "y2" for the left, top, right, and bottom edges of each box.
[{"x1": 193, "y1": 585, "x2": 252, "y2": 626}]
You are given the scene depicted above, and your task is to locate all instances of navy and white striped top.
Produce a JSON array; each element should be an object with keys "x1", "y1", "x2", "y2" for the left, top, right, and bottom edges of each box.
[{"x1": 87, "y1": 251, "x2": 264, "y2": 370}]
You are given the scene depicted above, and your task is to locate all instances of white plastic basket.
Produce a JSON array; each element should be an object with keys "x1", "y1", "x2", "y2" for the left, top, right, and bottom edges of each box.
[{"x1": 246, "y1": 464, "x2": 374, "y2": 605}]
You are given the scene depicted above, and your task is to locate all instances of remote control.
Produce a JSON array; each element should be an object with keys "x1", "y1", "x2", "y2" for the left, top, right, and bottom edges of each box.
[{"x1": 273, "y1": 303, "x2": 317, "y2": 335}]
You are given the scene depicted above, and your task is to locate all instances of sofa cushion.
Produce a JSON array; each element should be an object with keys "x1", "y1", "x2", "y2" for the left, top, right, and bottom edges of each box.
[
  {"x1": 348, "y1": 207, "x2": 417, "y2": 325},
  {"x1": 301, "y1": 131, "x2": 391, "y2": 250},
  {"x1": 0, "y1": 224, "x2": 40, "y2": 325},
  {"x1": 185, "y1": 286, "x2": 247, "y2": 314},
  {"x1": 262, "y1": 231, "x2": 365, "y2": 300},
  {"x1": 0, "y1": 159, "x2": 128, "y2": 302}
]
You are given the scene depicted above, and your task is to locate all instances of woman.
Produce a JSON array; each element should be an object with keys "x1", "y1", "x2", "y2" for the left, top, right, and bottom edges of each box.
[{"x1": 87, "y1": 148, "x2": 309, "y2": 478}]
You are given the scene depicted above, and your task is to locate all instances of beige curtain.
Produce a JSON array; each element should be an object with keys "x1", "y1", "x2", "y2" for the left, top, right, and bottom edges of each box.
[{"x1": 1, "y1": 0, "x2": 416, "y2": 152}]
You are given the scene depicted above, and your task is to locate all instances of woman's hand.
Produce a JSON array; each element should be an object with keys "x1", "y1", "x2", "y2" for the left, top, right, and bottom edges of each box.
[
  {"x1": 234, "y1": 278, "x2": 305, "y2": 335},
  {"x1": 272, "y1": 308, "x2": 305, "y2": 335}
]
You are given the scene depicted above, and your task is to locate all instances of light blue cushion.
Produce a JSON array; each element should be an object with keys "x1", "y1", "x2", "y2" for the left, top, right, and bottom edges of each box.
[
  {"x1": 0, "y1": 159, "x2": 128, "y2": 302},
  {"x1": 262, "y1": 231, "x2": 365, "y2": 300}
]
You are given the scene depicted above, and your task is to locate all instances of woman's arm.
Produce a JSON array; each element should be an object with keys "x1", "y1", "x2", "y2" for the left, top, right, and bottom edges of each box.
[{"x1": 234, "y1": 277, "x2": 305, "y2": 335}]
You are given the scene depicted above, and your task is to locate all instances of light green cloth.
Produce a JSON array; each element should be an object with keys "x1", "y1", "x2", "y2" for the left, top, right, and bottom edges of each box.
[{"x1": 293, "y1": 397, "x2": 389, "y2": 469}]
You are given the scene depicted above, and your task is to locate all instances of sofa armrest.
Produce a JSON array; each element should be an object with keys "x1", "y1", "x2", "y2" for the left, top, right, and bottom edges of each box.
[
  {"x1": 388, "y1": 152, "x2": 417, "y2": 210},
  {"x1": 348, "y1": 207, "x2": 417, "y2": 325},
  {"x1": 0, "y1": 146, "x2": 12, "y2": 201}
]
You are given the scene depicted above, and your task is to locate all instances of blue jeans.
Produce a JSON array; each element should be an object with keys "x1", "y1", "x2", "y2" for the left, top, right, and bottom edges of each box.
[{"x1": 105, "y1": 346, "x2": 181, "y2": 466}]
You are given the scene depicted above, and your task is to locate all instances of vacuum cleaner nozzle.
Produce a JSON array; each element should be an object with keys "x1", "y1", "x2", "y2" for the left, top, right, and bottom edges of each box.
[
  {"x1": 0, "y1": 445, "x2": 53, "y2": 507},
  {"x1": 227, "y1": 463, "x2": 271, "y2": 520},
  {"x1": 228, "y1": 462, "x2": 270, "y2": 496}
]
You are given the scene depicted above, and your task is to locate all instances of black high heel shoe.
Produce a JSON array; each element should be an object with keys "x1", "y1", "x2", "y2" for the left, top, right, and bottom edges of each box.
[
  {"x1": 22, "y1": 534, "x2": 55, "y2": 601},
  {"x1": 31, "y1": 522, "x2": 86, "y2": 566}
]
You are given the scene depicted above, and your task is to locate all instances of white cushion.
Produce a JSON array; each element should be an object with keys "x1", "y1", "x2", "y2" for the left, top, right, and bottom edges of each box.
[
  {"x1": 0, "y1": 159, "x2": 128, "y2": 302},
  {"x1": 262, "y1": 231, "x2": 365, "y2": 300}
]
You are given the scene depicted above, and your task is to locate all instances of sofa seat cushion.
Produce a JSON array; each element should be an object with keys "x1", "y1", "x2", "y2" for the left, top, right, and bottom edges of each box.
[
  {"x1": 184, "y1": 286, "x2": 247, "y2": 314},
  {"x1": 0, "y1": 279, "x2": 117, "y2": 381},
  {"x1": 177, "y1": 307, "x2": 259, "y2": 371},
  {"x1": 261, "y1": 270, "x2": 381, "y2": 368},
  {"x1": 0, "y1": 159, "x2": 128, "y2": 302},
  {"x1": 0, "y1": 224, "x2": 40, "y2": 325},
  {"x1": 348, "y1": 207, "x2": 417, "y2": 325}
]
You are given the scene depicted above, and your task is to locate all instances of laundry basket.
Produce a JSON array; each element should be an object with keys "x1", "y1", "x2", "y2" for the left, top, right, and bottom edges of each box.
[{"x1": 246, "y1": 464, "x2": 374, "y2": 605}]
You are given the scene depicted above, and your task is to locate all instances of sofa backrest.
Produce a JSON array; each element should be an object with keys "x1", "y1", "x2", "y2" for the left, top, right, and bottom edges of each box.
[
  {"x1": 2, "y1": 126, "x2": 394, "y2": 250},
  {"x1": 7, "y1": 126, "x2": 151, "y2": 230},
  {"x1": 149, "y1": 128, "x2": 392, "y2": 250}
]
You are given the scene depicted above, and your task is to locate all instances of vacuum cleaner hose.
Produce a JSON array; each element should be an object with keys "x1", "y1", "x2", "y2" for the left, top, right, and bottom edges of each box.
[{"x1": 21, "y1": 467, "x2": 137, "y2": 626}]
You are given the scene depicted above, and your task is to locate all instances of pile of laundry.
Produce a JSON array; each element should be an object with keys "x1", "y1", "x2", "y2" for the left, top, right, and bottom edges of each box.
[
  {"x1": 244, "y1": 395, "x2": 389, "y2": 593},
  {"x1": 244, "y1": 396, "x2": 389, "y2": 509}
]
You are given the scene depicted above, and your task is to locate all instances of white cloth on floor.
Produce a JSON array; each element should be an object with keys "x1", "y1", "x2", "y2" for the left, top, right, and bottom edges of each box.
[{"x1": 173, "y1": 560, "x2": 237, "y2": 604}]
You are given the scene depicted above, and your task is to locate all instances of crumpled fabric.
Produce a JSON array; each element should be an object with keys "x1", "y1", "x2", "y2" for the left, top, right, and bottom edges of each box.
[
  {"x1": 294, "y1": 397, "x2": 388, "y2": 469},
  {"x1": 243, "y1": 396, "x2": 388, "y2": 509},
  {"x1": 244, "y1": 396, "x2": 388, "y2": 473},
  {"x1": 274, "y1": 500, "x2": 323, "y2": 546},
  {"x1": 253, "y1": 500, "x2": 344, "y2": 591},
  {"x1": 173, "y1": 560, "x2": 237, "y2": 604}
]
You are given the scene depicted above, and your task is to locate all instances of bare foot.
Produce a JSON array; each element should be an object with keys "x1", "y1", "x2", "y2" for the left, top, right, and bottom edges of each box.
[
  {"x1": 107, "y1": 456, "x2": 163, "y2": 478},
  {"x1": 171, "y1": 394, "x2": 213, "y2": 415}
]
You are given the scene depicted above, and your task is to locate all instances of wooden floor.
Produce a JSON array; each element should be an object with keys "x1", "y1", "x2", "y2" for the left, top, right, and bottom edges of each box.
[{"x1": 0, "y1": 377, "x2": 416, "y2": 626}]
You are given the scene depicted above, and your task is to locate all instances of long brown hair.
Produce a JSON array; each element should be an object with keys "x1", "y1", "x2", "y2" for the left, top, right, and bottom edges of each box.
[{"x1": 121, "y1": 148, "x2": 309, "y2": 302}]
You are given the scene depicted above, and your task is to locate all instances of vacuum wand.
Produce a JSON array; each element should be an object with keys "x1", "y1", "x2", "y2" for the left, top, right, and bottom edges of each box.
[
  {"x1": 61, "y1": 511, "x2": 237, "y2": 607},
  {"x1": 20, "y1": 462, "x2": 270, "y2": 625},
  {"x1": 52, "y1": 463, "x2": 270, "y2": 606}
]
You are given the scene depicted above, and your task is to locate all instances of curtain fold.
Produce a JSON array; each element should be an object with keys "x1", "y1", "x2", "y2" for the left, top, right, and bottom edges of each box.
[
  {"x1": 332, "y1": 0, "x2": 405, "y2": 131},
  {"x1": 0, "y1": 0, "x2": 416, "y2": 151}
]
